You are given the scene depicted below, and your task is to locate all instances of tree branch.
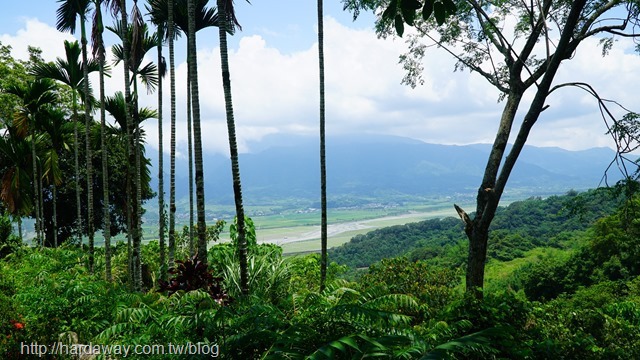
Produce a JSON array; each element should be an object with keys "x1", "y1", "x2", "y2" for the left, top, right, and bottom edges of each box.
[
  {"x1": 576, "y1": 0, "x2": 621, "y2": 40},
  {"x1": 549, "y1": 82, "x2": 640, "y2": 184},
  {"x1": 454, "y1": 204, "x2": 472, "y2": 236},
  {"x1": 491, "y1": 0, "x2": 589, "y2": 227},
  {"x1": 414, "y1": 27, "x2": 510, "y2": 92}
]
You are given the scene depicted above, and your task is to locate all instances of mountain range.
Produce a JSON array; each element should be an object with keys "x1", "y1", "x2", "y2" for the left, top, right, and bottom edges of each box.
[{"x1": 147, "y1": 134, "x2": 624, "y2": 207}]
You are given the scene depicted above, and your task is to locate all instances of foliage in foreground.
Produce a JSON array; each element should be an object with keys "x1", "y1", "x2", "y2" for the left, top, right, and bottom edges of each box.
[{"x1": 3, "y1": 191, "x2": 640, "y2": 359}]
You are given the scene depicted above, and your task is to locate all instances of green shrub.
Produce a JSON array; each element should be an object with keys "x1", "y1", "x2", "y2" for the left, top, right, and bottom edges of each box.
[
  {"x1": 0, "y1": 212, "x2": 21, "y2": 259},
  {"x1": 358, "y1": 257, "x2": 460, "y2": 317}
]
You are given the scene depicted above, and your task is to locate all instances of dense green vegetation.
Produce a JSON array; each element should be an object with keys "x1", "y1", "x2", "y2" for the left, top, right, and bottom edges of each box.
[
  {"x1": 330, "y1": 189, "x2": 620, "y2": 269},
  {"x1": 3, "y1": 188, "x2": 640, "y2": 358}
]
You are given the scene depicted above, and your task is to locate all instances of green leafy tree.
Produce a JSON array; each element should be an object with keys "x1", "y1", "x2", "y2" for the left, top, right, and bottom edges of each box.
[
  {"x1": 345, "y1": 0, "x2": 457, "y2": 36},
  {"x1": 347, "y1": 0, "x2": 640, "y2": 298},
  {"x1": 103, "y1": 91, "x2": 156, "y2": 265},
  {"x1": 0, "y1": 211, "x2": 21, "y2": 258},
  {"x1": 0, "y1": 43, "x2": 37, "y2": 239}
]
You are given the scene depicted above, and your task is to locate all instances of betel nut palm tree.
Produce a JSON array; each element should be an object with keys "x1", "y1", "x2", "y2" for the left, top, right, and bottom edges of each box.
[
  {"x1": 145, "y1": 0, "x2": 169, "y2": 280},
  {"x1": 106, "y1": 0, "x2": 142, "y2": 291},
  {"x1": 56, "y1": 0, "x2": 99, "y2": 272},
  {"x1": 215, "y1": 0, "x2": 250, "y2": 294},
  {"x1": 31, "y1": 41, "x2": 99, "y2": 249},
  {"x1": 5, "y1": 78, "x2": 58, "y2": 247},
  {"x1": 91, "y1": 0, "x2": 113, "y2": 281},
  {"x1": 317, "y1": 0, "x2": 328, "y2": 291},
  {"x1": 151, "y1": 0, "x2": 218, "y2": 263}
]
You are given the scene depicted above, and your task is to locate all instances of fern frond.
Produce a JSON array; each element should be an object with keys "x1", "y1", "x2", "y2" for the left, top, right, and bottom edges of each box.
[{"x1": 421, "y1": 326, "x2": 505, "y2": 360}]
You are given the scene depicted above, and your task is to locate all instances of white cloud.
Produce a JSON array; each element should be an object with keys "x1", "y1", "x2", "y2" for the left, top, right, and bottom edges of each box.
[
  {"x1": 0, "y1": 19, "x2": 75, "y2": 61},
  {"x1": 3, "y1": 15, "x2": 640, "y2": 156}
]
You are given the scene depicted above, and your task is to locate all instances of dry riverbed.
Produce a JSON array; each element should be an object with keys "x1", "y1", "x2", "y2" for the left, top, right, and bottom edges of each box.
[{"x1": 257, "y1": 207, "x2": 460, "y2": 253}]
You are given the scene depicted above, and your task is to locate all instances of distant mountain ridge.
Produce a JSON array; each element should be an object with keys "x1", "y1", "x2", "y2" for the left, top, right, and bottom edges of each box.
[{"x1": 147, "y1": 134, "x2": 622, "y2": 205}]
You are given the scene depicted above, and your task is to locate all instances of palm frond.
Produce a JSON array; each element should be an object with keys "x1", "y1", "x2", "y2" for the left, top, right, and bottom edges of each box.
[
  {"x1": 91, "y1": 1, "x2": 106, "y2": 59},
  {"x1": 56, "y1": 0, "x2": 92, "y2": 34},
  {"x1": 421, "y1": 327, "x2": 503, "y2": 360},
  {"x1": 135, "y1": 62, "x2": 159, "y2": 94}
]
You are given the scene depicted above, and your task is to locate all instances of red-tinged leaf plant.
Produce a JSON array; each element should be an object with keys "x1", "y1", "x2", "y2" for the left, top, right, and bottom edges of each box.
[{"x1": 159, "y1": 255, "x2": 232, "y2": 305}]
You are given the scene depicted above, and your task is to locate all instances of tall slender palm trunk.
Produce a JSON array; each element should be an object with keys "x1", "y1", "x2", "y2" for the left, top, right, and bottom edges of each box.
[
  {"x1": 168, "y1": 0, "x2": 176, "y2": 269},
  {"x1": 80, "y1": 19, "x2": 95, "y2": 272},
  {"x1": 96, "y1": 1, "x2": 112, "y2": 281},
  {"x1": 187, "y1": 76, "x2": 195, "y2": 257},
  {"x1": 217, "y1": 0, "x2": 248, "y2": 293},
  {"x1": 156, "y1": 21, "x2": 166, "y2": 281},
  {"x1": 134, "y1": 79, "x2": 143, "y2": 290},
  {"x1": 126, "y1": 175, "x2": 133, "y2": 287},
  {"x1": 119, "y1": 0, "x2": 141, "y2": 291},
  {"x1": 17, "y1": 217, "x2": 22, "y2": 240},
  {"x1": 188, "y1": 0, "x2": 208, "y2": 264},
  {"x1": 100, "y1": 65, "x2": 111, "y2": 280},
  {"x1": 73, "y1": 99, "x2": 82, "y2": 245},
  {"x1": 52, "y1": 182, "x2": 58, "y2": 247},
  {"x1": 37, "y1": 167, "x2": 44, "y2": 246},
  {"x1": 30, "y1": 133, "x2": 41, "y2": 246},
  {"x1": 317, "y1": 0, "x2": 328, "y2": 291}
]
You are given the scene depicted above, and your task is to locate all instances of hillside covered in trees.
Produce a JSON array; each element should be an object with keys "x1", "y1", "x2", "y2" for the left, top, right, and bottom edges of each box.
[{"x1": 330, "y1": 189, "x2": 620, "y2": 269}]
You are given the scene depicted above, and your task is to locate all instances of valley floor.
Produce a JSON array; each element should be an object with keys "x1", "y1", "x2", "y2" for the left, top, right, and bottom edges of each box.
[{"x1": 258, "y1": 206, "x2": 468, "y2": 254}]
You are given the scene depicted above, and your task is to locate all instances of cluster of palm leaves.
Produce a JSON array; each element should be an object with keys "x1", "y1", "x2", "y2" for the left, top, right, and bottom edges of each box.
[
  {"x1": 0, "y1": 0, "x2": 262, "y2": 293},
  {"x1": 0, "y1": 0, "x2": 337, "y2": 307}
]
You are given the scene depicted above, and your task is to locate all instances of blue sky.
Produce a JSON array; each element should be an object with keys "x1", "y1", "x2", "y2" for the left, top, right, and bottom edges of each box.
[{"x1": 0, "y1": 1, "x2": 639, "y2": 156}]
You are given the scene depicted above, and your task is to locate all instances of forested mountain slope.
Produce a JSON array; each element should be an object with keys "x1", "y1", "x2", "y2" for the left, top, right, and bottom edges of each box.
[{"x1": 329, "y1": 189, "x2": 622, "y2": 269}]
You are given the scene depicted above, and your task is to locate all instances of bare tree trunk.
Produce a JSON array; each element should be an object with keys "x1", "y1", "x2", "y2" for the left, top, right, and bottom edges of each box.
[
  {"x1": 100, "y1": 82, "x2": 112, "y2": 281},
  {"x1": 135, "y1": 114, "x2": 143, "y2": 290},
  {"x1": 96, "y1": 1, "x2": 112, "y2": 281}
]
